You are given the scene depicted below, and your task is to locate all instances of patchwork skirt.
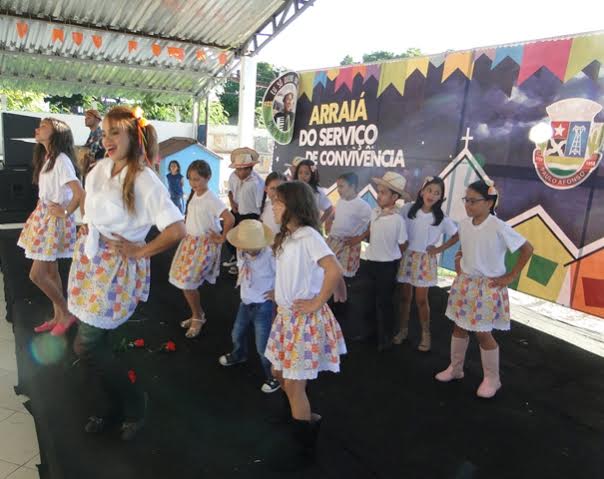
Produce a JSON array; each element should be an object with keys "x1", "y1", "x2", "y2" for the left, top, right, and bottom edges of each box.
[
  {"x1": 168, "y1": 234, "x2": 220, "y2": 290},
  {"x1": 326, "y1": 235, "x2": 362, "y2": 278},
  {"x1": 68, "y1": 234, "x2": 150, "y2": 329},
  {"x1": 265, "y1": 303, "x2": 347, "y2": 380},
  {"x1": 397, "y1": 249, "x2": 438, "y2": 287},
  {"x1": 17, "y1": 201, "x2": 76, "y2": 261},
  {"x1": 446, "y1": 273, "x2": 510, "y2": 332}
]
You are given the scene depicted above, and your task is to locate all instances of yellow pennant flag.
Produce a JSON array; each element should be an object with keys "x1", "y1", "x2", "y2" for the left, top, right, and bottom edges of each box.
[
  {"x1": 298, "y1": 71, "x2": 316, "y2": 101},
  {"x1": 327, "y1": 68, "x2": 340, "y2": 81},
  {"x1": 564, "y1": 34, "x2": 604, "y2": 82},
  {"x1": 405, "y1": 57, "x2": 429, "y2": 79},
  {"x1": 442, "y1": 51, "x2": 474, "y2": 82},
  {"x1": 377, "y1": 60, "x2": 407, "y2": 96}
]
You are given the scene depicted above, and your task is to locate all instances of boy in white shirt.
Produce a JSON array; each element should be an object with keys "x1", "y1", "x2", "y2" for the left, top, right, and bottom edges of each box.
[
  {"x1": 362, "y1": 172, "x2": 408, "y2": 352},
  {"x1": 219, "y1": 220, "x2": 280, "y2": 393}
]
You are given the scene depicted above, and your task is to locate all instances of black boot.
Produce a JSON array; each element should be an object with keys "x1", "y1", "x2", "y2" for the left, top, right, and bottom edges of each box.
[
  {"x1": 292, "y1": 416, "x2": 322, "y2": 461},
  {"x1": 269, "y1": 415, "x2": 321, "y2": 471}
]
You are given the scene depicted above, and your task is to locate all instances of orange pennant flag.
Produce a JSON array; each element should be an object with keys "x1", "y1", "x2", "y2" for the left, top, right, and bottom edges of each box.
[
  {"x1": 92, "y1": 35, "x2": 102, "y2": 49},
  {"x1": 16, "y1": 22, "x2": 28, "y2": 39},
  {"x1": 218, "y1": 52, "x2": 228, "y2": 65},
  {"x1": 196, "y1": 49, "x2": 206, "y2": 61},
  {"x1": 168, "y1": 47, "x2": 185, "y2": 61},
  {"x1": 152, "y1": 44, "x2": 162, "y2": 57},
  {"x1": 128, "y1": 40, "x2": 138, "y2": 53},
  {"x1": 72, "y1": 32, "x2": 83, "y2": 46},
  {"x1": 52, "y1": 28, "x2": 64, "y2": 43}
]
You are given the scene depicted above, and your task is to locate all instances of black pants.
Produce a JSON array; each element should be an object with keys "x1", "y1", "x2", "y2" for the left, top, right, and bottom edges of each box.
[
  {"x1": 365, "y1": 260, "x2": 399, "y2": 349},
  {"x1": 226, "y1": 212, "x2": 260, "y2": 257},
  {"x1": 74, "y1": 321, "x2": 145, "y2": 421}
]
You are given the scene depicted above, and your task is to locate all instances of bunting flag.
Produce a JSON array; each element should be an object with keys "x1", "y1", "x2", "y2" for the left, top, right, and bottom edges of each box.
[
  {"x1": 313, "y1": 70, "x2": 327, "y2": 88},
  {"x1": 52, "y1": 28, "x2": 64, "y2": 43},
  {"x1": 564, "y1": 33, "x2": 604, "y2": 81},
  {"x1": 517, "y1": 38, "x2": 572, "y2": 85},
  {"x1": 429, "y1": 53, "x2": 446, "y2": 68},
  {"x1": 327, "y1": 68, "x2": 340, "y2": 81},
  {"x1": 474, "y1": 48, "x2": 496, "y2": 61},
  {"x1": 168, "y1": 47, "x2": 185, "y2": 61},
  {"x1": 151, "y1": 44, "x2": 162, "y2": 56},
  {"x1": 196, "y1": 49, "x2": 206, "y2": 61},
  {"x1": 16, "y1": 22, "x2": 28, "y2": 39},
  {"x1": 492, "y1": 45, "x2": 524, "y2": 68},
  {"x1": 128, "y1": 40, "x2": 138, "y2": 53},
  {"x1": 405, "y1": 57, "x2": 429, "y2": 79},
  {"x1": 442, "y1": 51, "x2": 474, "y2": 82},
  {"x1": 377, "y1": 60, "x2": 407, "y2": 96},
  {"x1": 72, "y1": 31, "x2": 83, "y2": 46},
  {"x1": 92, "y1": 35, "x2": 103, "y2": 49},
  {"x1": 298, "y1": 71, "x2": 316, "y2": 101},
  {"x1": 218, "y1": 52, "x2": 228, "y2": 65},
  {"x1": 351, "y1": 64, "x2": 367, "y2": 80},
  {"x1": 335, "y1": 66, "x2": 355, "y2": 92},
  {"x1": 364, "y1": 64, "x2": 381, "y2": 83}
]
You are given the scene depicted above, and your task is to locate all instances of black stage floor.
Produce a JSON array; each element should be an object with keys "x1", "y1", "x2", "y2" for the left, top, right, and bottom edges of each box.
[{"x1": 1, "y1": 228, "x2": 603, "y2": 479}]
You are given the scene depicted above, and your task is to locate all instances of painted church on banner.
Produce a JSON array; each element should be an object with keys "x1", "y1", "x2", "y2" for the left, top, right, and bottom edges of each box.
[{"x1": 270, "y1": 31, "x2": 604, "y2": 319}]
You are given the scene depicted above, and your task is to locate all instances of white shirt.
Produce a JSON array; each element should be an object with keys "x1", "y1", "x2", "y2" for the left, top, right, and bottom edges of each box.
[
  {"x1": 315, "y1": 187, "x2": 332, "y2": 213},
  {"x1": 400, "y1": 203, "x2": 458, "y2": 253},
  {"x1": 458, "y1": 215, "x2": 526, "y2": 278},
  {"x1": 237, "y1": 247, "x2": 276, "y2": 304},
  {"x1": 83, "y1": 158, "x2": 184, "y2": 258},
  {"x1": 330, "y1": 196, "x2": 372, "y2": 238},
  {"x1": 228, "y1": 171, "x2": 240, "y2": 197},
  {"x1": 236, "y1": 171, "x2": 264, "y2": 216},
  {"x1": 364, "y1": 208, "x2": 408, "y2": 262},
  {"x1": 38, "y1": 153, "x2": 79, "y2": 205},
  {"x1": 261, "y1": 198, "x2": 280, "y2": 235},
  {"x1": 185, "y1": 190, "x2": 226, "y2": 237},
  {"x1": 275, "y1": 226, "x2": 334, "y2": 308}
]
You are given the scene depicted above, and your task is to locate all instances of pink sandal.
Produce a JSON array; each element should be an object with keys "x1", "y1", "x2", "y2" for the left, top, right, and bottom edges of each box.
[
  {"x1": 34, "y1": 320, "x2": 57, "y2": 334},
  {"x1": 50, "y1": 316, "x2": 78, "y2": 337}
]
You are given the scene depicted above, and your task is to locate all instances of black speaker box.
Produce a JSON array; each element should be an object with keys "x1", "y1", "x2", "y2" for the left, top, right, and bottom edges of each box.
[
  {"x1": 0, "y1": 167, "x2": 37, "y2": 223},
  {"x1": 2, "y1": 112, "x2": 39, "y2": 167}
]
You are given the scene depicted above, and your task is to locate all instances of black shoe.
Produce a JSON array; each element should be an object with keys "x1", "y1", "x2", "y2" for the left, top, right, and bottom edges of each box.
[
  {"x1": 218, "y1": 353, "x2": 247, "y2": 367},
  {"x1": 84, "y1": 416, "x2": 107, "y2": 434},
  {"x1": 261, "y1": 378, "x2": 281, "y2": 394},
  {"x1": 120, "y1": 393, "x2": 148, "y2": 441}
]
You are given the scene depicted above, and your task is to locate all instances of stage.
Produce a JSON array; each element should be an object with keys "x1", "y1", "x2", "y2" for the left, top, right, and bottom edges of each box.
[{"x1": 1, "y1": 228, "x2": 603, "y2": 479}]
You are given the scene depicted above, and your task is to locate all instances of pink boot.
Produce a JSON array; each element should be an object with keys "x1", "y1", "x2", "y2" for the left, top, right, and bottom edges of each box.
[
  {"x1": 476, "y1": 346, "x2": 501, "y2": 398},
  {"x1": 435, "y1": 336, "x2": 469, "y2": 382}
]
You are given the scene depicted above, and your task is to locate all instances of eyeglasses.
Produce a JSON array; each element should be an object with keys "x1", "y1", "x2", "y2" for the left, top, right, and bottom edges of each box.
[{"x1": 461, "y1": 197, "x2": 487, "y2": 205}]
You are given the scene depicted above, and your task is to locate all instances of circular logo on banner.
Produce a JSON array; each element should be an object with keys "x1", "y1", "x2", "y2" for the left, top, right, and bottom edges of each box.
[
  {"x1": 263, "y1": 72, "x2": 299, "y2": 145},
  {"x1": 532, "y1": 98, "x2": 603, "y2": 190}
]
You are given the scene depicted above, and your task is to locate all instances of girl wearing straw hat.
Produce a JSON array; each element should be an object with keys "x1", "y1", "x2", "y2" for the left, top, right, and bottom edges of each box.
[
  {"x1": 265, "y1": 181, "x2": 346, "y2": 464},
  {"x1": 218, "y1": 219, "x2": 280, "y2": 394},
  {"x1": 169, "y1": 160, "x2": 235, "y2": 338},
  {"x1": 361, "y1": 172, "x2": 408, "y2": 352}
]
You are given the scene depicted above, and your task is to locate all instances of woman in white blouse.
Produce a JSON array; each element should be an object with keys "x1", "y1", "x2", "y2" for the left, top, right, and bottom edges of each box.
[{"x1": 68, "y1": 106, "x2": 185, "y2": 441}]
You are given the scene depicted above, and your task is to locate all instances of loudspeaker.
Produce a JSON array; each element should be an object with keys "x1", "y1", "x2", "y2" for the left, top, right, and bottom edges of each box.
[
  {"x1": 2, "y1": 112, "x2": 39, "y2": 167},
  {"x1": 0, "y1": 167, "x2": 37, "y2": 223}
]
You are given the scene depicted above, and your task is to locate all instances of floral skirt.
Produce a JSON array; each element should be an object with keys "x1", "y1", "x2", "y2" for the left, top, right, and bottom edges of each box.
[
  {"x1": 265, "y1": 303, "x2": 347, "y2": 380},
  {"x1": 397, "y1": 249, "x2": 437, "y2": 287},
  {"x1": 168, "y1": 234, "x2": 220, "y2": 290},
  {"x1": 67, "y1": 234, "x2": 150, "y2": 329},
  {"x1": 17, "y1": 201, "x2": 76, "y2": 261},
  {"x1": 446, "y1": 273, "x2": 510, "y2": 332},
  {"x1": 326, "y1": 235, "x2": 361, "y2": 278}
]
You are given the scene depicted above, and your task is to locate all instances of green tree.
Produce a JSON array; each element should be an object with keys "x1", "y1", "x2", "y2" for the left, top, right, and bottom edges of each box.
[
  {"x1": 0, "y1": 89, "x2": 46, "y2": 112},
  {"x1": 362, "y1": 48, "x2": 422, "y2": 63},
  {"x1": 340, "y1": 54, "x2": 356, "y2": 66}
]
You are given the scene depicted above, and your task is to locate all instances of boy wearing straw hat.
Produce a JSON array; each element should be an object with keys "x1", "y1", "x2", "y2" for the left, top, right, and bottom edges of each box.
[
  {"x1": 219, "y1": 220, "x2": 281, "y2": 393},
  {"x1": 224, "y1": 147, "x2": 265, "y2": 274},
  {"x1": 360, "y1": 172, "x2": 408, "y2": 352}
]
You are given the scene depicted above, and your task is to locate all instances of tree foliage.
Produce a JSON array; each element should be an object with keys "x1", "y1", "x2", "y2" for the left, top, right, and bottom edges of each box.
[{"x1": 339, "y1": 48, "x2": 423, "y2": 65}]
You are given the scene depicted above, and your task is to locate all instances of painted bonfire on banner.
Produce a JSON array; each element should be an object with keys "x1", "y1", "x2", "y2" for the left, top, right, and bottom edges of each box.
[{"x1": 533, "y1": 98, "x2": 604, "y2": 190}]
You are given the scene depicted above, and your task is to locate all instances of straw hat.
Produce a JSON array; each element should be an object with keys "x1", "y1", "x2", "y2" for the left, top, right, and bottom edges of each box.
[
  {"x1": 229, "y1": 147, "x2": 260, "y2": 168},
  {"x1": 284, "y1": 156, "x2": 305, "y2": 168},
  {"x1": 226, "y1": 220, "x2": 274, "y2": 250},
  {"x1": 85, "y1": 109, "x2": 102, "y2": 121},
  {"x1": 372, "y1": 171, "x2": 407, "y2": 196}
]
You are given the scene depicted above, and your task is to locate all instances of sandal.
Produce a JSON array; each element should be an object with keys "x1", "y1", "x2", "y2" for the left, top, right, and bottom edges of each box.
[
  {"x1": 180, "y1": 318, "x2": 193, "y2": 329},
  {"x1": 185, "y1": 316, "x2": 206, "y2": 339}
]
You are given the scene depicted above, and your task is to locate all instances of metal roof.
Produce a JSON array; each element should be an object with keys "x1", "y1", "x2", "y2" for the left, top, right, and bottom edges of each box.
[{"x1": 0, "y1": 0, "x2": 314, "y2": 102}]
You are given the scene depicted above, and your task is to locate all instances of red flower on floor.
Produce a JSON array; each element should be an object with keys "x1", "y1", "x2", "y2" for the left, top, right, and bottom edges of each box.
[
  {"x1": 164, "y1": 341, "x2": 176, "y2": 352},
  {"x1": 134, "y1": 339, "x2": 145, "y2": 348},
  {"x1": 128, "y1": 369, "x2": 137, "y2": 384}
]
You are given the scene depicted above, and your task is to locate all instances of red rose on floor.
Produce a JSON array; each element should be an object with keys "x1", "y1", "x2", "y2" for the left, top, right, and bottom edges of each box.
[
  {"x1": 164, "y1": 341, "x2": 176, "y2": 352},
  {"x1": 127, "y1": 369, "x2": 137, "y2": 384},
  {"x1": 134, "y1": 339, "x2": 145, "y2": 348}
]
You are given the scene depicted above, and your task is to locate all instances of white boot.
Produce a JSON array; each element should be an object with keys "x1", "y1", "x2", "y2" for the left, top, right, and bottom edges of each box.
[
  {"x1": 476, "y1": 346, "x2": 501, "y2": 398},
  {"x1": 435, "y1": 336, "x2": 469, "y2": 382}
]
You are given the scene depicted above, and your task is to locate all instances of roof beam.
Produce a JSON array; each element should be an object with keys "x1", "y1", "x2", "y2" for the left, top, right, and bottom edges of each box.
[{"x1": 0, "y1": 9, "x2": 233, "y2": 51}]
